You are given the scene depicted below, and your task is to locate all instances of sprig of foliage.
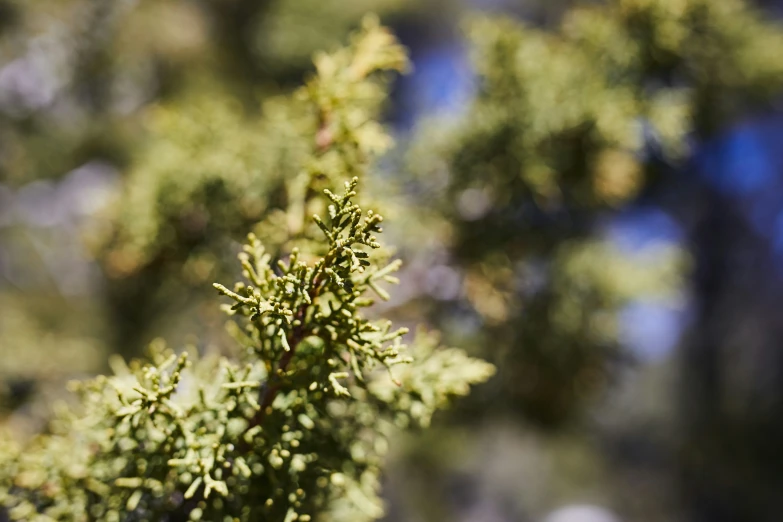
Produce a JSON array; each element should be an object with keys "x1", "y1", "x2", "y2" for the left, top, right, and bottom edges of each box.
[
  {"x1": 84, "y1": 14, "x2": 410, "y2": 361},
  {"x1": 0, "y1": 179, "x2": 494, "y2": 522},
  {"x1": 0, "y1": 18, "x2": 494, "y2": 522},
  {"x1": 214, "y1": 178, "x2": 411, "y2": 411}
]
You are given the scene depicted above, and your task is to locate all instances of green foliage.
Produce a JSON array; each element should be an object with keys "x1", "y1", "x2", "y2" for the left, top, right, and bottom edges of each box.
[
  {"x1": 99, "y1": 15, "x2": 408, "y2": 280},
  {"x1": 0, "y1": 18, "x2": 494, "y2": 522},
  {"x1": 419, "y1": 0, "x2": 783, "y2": 212},
  {"x1": 0, "y1": 0, "x2": 411, "y2": 186},
  {"x1": 87, "y1": 15, "x2": 411, "y2": 357},
  {"x1": 1, "y1": 1, "x2": 782, "y2": 520},
  {"x1": 97, "y1": 95, "x2": 289, "y2": 280},
  {"x1": 407, "y1": 0, "x2": 783, "y2": 425}
]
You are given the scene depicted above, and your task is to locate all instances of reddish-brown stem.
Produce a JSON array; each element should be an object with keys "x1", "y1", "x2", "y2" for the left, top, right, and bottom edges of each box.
[
  {"x1": 243, "y1": 118, "x2": 339, "y2": 437},
  {"x1": 246, "y1": 253, "x2": 335, "y2": 431}
]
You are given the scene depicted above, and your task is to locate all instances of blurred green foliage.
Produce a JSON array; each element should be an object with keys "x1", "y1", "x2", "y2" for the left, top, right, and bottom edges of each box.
[{"x1": 408, "y1": 0, "x2": 783, "y2": 425}]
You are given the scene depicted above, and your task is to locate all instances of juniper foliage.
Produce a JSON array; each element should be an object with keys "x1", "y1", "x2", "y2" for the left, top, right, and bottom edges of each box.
[
  {"x1": 91, "y1": 15, "x2": 411, "y2": 358},
  {"x1": 0, "y1": 0, "x2": 417, "y2": 414},
  {"x1": 0, "y1": 17, "x2": 494, "y2": 522}
]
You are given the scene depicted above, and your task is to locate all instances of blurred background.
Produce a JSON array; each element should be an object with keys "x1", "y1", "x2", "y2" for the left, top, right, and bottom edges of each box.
[{"x1": 2, "y1": 0, "x2": 783, "y2": 521}]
